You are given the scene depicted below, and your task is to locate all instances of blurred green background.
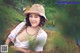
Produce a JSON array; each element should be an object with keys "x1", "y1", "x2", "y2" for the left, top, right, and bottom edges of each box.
[{"x1": 0, "y1": 0, "x2": 80, "y2": 53}]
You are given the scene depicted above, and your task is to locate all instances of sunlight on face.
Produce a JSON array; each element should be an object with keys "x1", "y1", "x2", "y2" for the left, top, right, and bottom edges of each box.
[{"x1": 29, "y1": 13, "x2": 40, "y2": 27}]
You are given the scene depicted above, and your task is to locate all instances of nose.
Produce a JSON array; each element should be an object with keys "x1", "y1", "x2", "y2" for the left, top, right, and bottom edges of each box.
[{"x1": 31, "y1": 16, "x2": 35, "y2": 21}]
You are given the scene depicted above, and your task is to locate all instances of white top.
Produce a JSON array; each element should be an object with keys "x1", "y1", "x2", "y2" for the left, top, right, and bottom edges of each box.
[{"x1": 8, "y1": 22, "x2": 47, "y2": 51}]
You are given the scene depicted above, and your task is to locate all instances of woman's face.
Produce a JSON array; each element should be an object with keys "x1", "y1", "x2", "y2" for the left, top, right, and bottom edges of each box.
[{"x1": 29, "y1": 13, "x2": 40, "y2": 27}]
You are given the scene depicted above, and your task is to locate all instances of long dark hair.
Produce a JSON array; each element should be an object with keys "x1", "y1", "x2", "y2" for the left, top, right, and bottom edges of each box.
[{"x1": 25, "y1": 13, "x2": 46, "y2": 27}]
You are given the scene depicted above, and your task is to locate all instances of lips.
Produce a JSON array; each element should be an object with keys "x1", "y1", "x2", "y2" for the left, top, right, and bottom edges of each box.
[
  {"x1": 31, "y1": 21, "x2": 36, "y2": 24},
  {"x1": 30, "y1": 22, "x2": 36, "y2": 25}
]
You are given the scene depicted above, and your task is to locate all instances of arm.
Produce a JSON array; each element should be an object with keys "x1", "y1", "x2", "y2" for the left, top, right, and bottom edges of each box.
[
  {"x1": 33, "y1": 51, "x2": 42, "y2": 53},
  {"x1": 5, "y1": 38, "x2": 27, "y2": 53},
  {"x1": 10, "y1": 46, "x2": 27, "y2": 53},
  {"x1": 34, "y1": 31, "x2": 47, "y2": 53},
  {"x1": 5, "y1": 37, "x2": 11, "y2": 45}
]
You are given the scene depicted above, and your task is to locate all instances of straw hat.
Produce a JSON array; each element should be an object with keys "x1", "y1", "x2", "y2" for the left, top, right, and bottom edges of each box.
[{"x1": 24, "y1": 4, "x2": 47, "y2": 20}]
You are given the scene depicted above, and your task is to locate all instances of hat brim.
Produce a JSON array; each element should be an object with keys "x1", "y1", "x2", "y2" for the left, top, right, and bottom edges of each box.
[{"x1": 24, "y1": 11, "x2": 48, "y2": 20}]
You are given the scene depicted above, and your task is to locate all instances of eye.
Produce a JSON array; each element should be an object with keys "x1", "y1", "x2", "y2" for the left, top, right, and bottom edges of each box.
[
  {"x1": 29, "y1": 15, "x2": 32, "y2": 18},
  {"x1": 35, "y1": 16, "x2": 38, "y2": 18},
  {"x1": 35, "y1": 15, "x2": 39, "y2": 18}
]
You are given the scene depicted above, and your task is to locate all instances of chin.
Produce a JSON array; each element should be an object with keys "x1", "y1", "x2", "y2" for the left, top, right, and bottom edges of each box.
[
  {"x1": 32, "y1": 25, "x2": 37, "y2": 27},
  {"x1": 31, "y1": 25, "x2": 38, "y2": 27}
]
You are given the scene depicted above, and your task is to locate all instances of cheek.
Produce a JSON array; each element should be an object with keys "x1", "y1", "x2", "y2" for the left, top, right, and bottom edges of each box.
[
  {"x1": 29, "y1": 18, "x2": 31, "y2": 22},
  {"x1": 37, "y1": 18, "x2": 40, "y2": 23}
]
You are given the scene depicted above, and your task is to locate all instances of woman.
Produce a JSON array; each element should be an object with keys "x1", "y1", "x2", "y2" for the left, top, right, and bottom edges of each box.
[{"x1": 5, "y1": 4, "x2": 47, "y2": 53}]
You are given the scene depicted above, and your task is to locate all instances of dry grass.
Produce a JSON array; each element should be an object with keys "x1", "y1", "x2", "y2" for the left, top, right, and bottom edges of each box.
[
  {"x1": 6, "y1": 29, "x2": 80, "y2": 53},
  {"x1": 43, "y1": 29, "x2": 80, "y2": 53}
]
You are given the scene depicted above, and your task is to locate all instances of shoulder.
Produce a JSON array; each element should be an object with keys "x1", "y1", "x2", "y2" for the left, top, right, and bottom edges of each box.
[
  {"x1": 40, "y1": 29, "x2": 47, "y2": 36},
  {"x1": 38, "y1": 28, "x2": 47, "y2": 38},
  {"x1": 36, "y1": 28, "x2": 47, "y2": 45}
]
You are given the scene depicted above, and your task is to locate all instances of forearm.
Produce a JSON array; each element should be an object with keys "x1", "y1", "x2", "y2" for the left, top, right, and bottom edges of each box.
[
  {"x1": 11, "y1": 46, "x2": 42, "y2": 53},
  {"x1": 10, "y1": 46, "x2": 27, "y2": 53},
  {"x1": 32, "y1": 51, "x2": 42, "y2": 53},
  {"x1": 5, "y1": 37, "x2": 11, "y2": 45},
  {"x1": 35, "y1": 52, "x2": 41, "y2": 53}
]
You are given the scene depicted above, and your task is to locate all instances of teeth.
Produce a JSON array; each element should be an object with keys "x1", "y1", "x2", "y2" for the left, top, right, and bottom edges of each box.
[
  {"x1": 31, "y1": 22, "x2": 35, "y2": 23},
  {"x1": 31, "y1": 22, "x2": 36, "y2": 23}
]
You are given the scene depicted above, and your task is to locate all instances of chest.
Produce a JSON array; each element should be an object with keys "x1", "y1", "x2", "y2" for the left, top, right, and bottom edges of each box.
[{"x1": 16, "y1": 30, "x2": 36, "y2": 42}]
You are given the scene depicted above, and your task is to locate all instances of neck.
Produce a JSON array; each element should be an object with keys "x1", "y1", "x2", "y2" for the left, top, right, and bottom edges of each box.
[
  {"x1": 29, "y1": 26, "x2": 39, "y2": 29},
  {"x1": 26, "y1": 26, "x2": 40, "y2": 36}
]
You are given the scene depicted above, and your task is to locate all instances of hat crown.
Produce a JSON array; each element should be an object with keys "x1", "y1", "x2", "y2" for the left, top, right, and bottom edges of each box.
[
  {"x1": 30, "y1": 4, "x2": 45, "y2": 15},
  {"x1": 24, "y1": 4, "x2": 47, "y2": 20}
]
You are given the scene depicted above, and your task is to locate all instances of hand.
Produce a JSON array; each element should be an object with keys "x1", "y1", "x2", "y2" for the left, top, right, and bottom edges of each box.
[{"x1": 10, "y1": 46, "x2": 27, "y2": 53}]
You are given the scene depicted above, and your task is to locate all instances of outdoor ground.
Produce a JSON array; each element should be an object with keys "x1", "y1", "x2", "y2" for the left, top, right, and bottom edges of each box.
[{"x1": 0, "y1": 0, "x2": 80, "y2": 53}]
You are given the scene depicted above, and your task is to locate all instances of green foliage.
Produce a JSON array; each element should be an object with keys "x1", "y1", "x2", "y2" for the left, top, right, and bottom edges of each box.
[
  {"x1": 0, "y1": 3, "x2": 24, "y2": 38},
  {"x1": 33, "y1": 0, "x2": 56, "y2": 7},
  {"x1": 53, "y1": 35, "x2": 67, "y2": 48},
  {"x1": 0, "y1": 0, "x2": 80, "y2": 53},
  {"x1": 54, "y1": 5, "x2": 80, "y2": 38},
  {"x1": 45, "y1": 7, "x2": 56, "y2": 29},
  {"x1": 53, "y1": 36, "x2": 75, "y2": 53},
  {"x1": 3, "y1": 0, "x2": 28, "y2": 13},
  {"x1": 28, "y1": 40, "x2": 37, "y2": 51}
]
